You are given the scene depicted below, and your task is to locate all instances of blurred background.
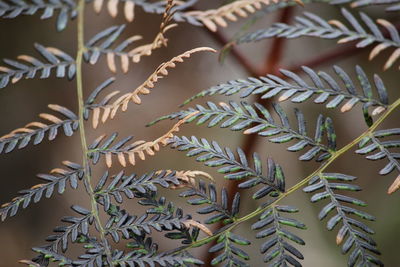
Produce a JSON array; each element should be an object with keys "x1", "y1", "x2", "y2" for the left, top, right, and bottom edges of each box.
[{"x1": 0, "y1": 1, "x2": 399, "y2": 266}]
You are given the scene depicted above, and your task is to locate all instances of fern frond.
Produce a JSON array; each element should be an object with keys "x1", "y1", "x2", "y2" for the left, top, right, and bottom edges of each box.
[
  {"x1": 184, "y1": 0, "x2": 300, "y2": 32},
  {"x1": 40, "y1": 205, "x2": 93, "y2": 254},
  {"x1": 209, "y1": 231, "x2": 250, "y2": 266},
  {"x1": 303, "y1": 173, "x2": 382, "y2": 266},
  {"x1": 105, "y1": 208, "x2": 191, "y2": 243},
  {"x1": 94, "y1": 170, "x2": 185, "y2": 211},
  {"x1": 0, "y1": 161, "x2": 83, "y2": 221},
  {"x1": 332, "y1": 0, "x2": 400, "y2": 11},
  {"x1": 0, "y1": 0, "x2": 77, "y2": 31},
  {"x1": 168, "y1": 136, "x2": 285, "y2": 193},
  {"x1": 27, "y1": 247, "x2": 74, "y2": 266},
  {"x1": 112, "y1": 250, "x2": 203, "y2": 266},
  {"x1": 356, "y1": 128, "x2": 400, "y2": 194},
  {"x1": 72, "y1": 239, "x2": 106, "y2": 266},
  {"x1": 237, "y1": 8, "x2": 400, "y2": 70},
  {"x1": 155, "y1": 101, "x2": 336, "y2": 162},
  {"x1": 182, "y1": 65, "x2": 389, "y2": 121},
  {"x1": 0, "y1": 43, "x2": 75, "y2": 88},
  {"x1": 0, "y1": 104, "x2": 78, "y2": 153},
  {"x1": 85, "y1": 47, "x2": 215, "y2": 128},
  {"x1": 180, "y1": 180, "x2": 240, "y2": 225},
  {"x1": 88, "y1": 112, "x2": 197, "y2": 167},
  {"x1": 252, "y1": 205, "x2": 306, "y2": 266}
]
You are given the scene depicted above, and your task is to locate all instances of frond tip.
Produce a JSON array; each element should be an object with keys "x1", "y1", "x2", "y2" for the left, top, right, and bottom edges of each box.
[
  {"x1": 85, "y1": 47, "x2": 216, "y2": 128},
  {"x1": 0, "y1": 104, "x2": 78, "y2": 154},
  {"x1": 0, "y1": 43, "x2": 76, "y2": 88},
  {"x1": 356, "y1": 128, "x2": 400, "y2": 194},
  {"x1": 88, "y1": 111, "x2": 198, "y2": 167},
  {"x1": 0, "y1": 161, "x2": 83, "y2": 221}
]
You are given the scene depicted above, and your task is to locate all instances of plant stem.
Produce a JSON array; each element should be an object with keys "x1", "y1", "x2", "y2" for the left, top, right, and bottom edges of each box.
[
  {"x1": 75, "y1": 0, "x2": 113, "y2": 264},
  {"x1": 171, "y1": 96, "x2": 400, "y2": 255}
]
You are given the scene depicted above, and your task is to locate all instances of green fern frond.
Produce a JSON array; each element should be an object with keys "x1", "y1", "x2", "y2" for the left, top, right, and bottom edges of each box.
[
  {"x1": 0, "y1": 161, "x2": 83, "y2": 221},
  {"x1": 41, "y1": 205, "x2": 93, "y2": 253},
  {"x1": 0, "y1": 43, "x2": 76, "y2": 88},
  {"x1": 27, "y1": 247, "x2": 74, "y2": 266},
  {"x1": 156, "y1": 101, "x2": 336, "y2": 162},
  {"x1": 0, "y1": 104, "x2": 78, "y2": 154},
  {"x1": 0, "y1": 0, "x2": 77, "y2": 31},
  {"x1": 180, "y1": 180, "x2": 240, "y2": 225},
  {"x1": 252, "y1": 205, "x2": 306, "y2": 266},
  {"x1": 168, "y1": 135, "x2": 285, "y2": 192},
  {"x1": 303, "y1": 173, "x2": 382, "y2": 267},
  {"x1": 356, "y1": 128, "x2": 400, "y2": 194},
  {"x1": 209, "y1": 231, "x2": 250, "y2": 266},
  {"x1": 237, "y1": 8, "x2": 400, "y2": 70},
  {"x1": 105, "y1": 208, "x2": 190, "y2": 243},
  {"x1": 182, "y1": 65, "x2": 389, "y2": 123},
  {"x1": 94, "y1": 170, "x2": 182, "y2": 211},
  {"x1": 332, "y1": 0, "x2": 400, "y2": 11},
  {"x1": 112, "y1": 250, "x2": 203, "y2": 266}
]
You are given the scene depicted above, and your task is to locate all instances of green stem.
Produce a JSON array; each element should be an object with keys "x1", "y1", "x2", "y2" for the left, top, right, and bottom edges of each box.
[
  {"x1": 172, "y1": 96, "x2": 400, "y2": 254},
  {"x1": 76, "y1": 0, "x2": 113, "y2": 264}
]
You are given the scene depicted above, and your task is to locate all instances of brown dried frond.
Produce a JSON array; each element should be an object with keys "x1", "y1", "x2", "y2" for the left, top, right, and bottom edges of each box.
[
  {"x1": 183, "y1": 219, "x2": 213, "y2": 236},
  {"x1": 388, "y1": 175, "x2": 400, "y2": 194},
  {"x1": 127, "y1": 0, "x2": 177, "y2": 64},
  {"x1": 93, "y1": 0, "x2": 185, "y2": 22},
  {"x1": 103, "y1": 111, "x2": 199, "y2": 168},
  {"x1": 157, "y1": 169, "x2": 214, "y2": 189},
  {"x1": 91, "y1": 47, "x2": 216, "y2": 128},
  {"x1": 184, "y1": 0, "x2": 299, "y2": 32},
  {"x1": 19, "y1": 260, "x2": 41, "y2": 267}
]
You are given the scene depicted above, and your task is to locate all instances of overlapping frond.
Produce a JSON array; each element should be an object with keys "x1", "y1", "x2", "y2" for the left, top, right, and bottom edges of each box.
[
  {"x1": 182, "y1": 65, "x2": 389, "y2": 123},
  {"x1": 94, "y1": 170, "x2": 183, "y2": 211},
  {"x1": 168, "y1": 136, "x2": 286, "y2": 193},
  {"x1": 303, "y1": 173, "x2": 382, "y2": 266},
  {"x1": 252, "y1": 205, "x2": 306, "y2": 266},
  {"x1": 237, "y1": 8, "x2": 400, "y2": 70},
  {"x1": 184, "y1": 0, "x2": 299, "y2": 32},
  {"x1": 84, "y1": 47, "x2": 215, "y2": 128},
  {"x1": 180, "y1": 180, "x2": 240, "y2": 225},
  {"x1": 88, "y1": 112, "x2": 197, "y2": 167},
  {"x1": 209, "y1": 232, "x2": 250, "y2": 266},
  {"x1": 154, "y1": 101, "x2": 336, "y2": 162},
  {"x1": 105, "y1": 209, "x2": 186, "y2": 242},
  {"x1": 332, "y1": 0, "x2": 400, "y2": 11},
  {"x1": 0, "y1": 104, "x2": 78, "y2": 154},
  {"x1": 0, "y1": 43, "x2": 75, "y2": 88},
  {"x1": 112, "y1": 250, "x2": 203, "y2": 266},
  {"x1": 0, "y1": 161, "x2": 83, "y2": 221},
  {"x1": 356, "y1": 129, "x2": 400, "y2": 194},
  {"x1": 0, "y1": 0, "x2": 77, "y2": 31}
]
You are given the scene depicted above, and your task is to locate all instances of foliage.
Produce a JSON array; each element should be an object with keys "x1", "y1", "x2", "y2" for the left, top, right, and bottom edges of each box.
[{"x1": 0, "y1": 0, "x2": 399, "y2": 267}]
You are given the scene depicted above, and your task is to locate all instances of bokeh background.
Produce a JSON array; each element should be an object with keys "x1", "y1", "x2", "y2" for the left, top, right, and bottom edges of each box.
[{"x1": 0, "y1": 1, "x2": 399, "y2": 266}]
